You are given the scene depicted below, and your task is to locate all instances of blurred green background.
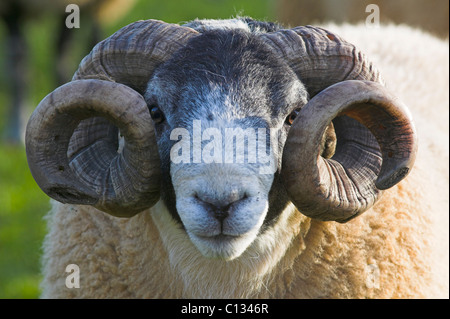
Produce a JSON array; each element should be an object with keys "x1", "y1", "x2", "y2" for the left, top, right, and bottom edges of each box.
[{"x1": 0, "y1": 0, "x2": 447, "y2": 299}]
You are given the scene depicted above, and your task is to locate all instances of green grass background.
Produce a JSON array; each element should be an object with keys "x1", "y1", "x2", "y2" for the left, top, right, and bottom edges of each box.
[{"x1": 0, "y1": 0, "x2": 275, "y2": 298}]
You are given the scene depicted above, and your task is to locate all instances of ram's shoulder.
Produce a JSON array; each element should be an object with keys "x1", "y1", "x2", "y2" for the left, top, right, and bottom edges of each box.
[{"x1": 41, "y1": 202, "x2": 166, "y2": 298}]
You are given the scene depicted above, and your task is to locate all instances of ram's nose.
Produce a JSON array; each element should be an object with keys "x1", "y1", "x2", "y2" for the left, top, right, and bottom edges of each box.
[{"x1": 194, "y1": 190, "x2": 247, "y2": 222}]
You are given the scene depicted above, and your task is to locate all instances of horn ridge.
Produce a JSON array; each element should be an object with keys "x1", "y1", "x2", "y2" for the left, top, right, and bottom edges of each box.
[
  {"x1": 261, "y1": 25, "x2": 384, "y2": 96},
  {"x1": 281, "y1": 80, "x2": 417, "y2": 222},
  {"x1": 26, "y1": 20, "x2": 198, "y2": 217},
  {"x1": 74, "y1": 19, "x2": 199, "y2": 92}
]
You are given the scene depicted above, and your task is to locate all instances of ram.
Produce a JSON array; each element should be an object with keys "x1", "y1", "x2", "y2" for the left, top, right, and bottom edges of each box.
[{"x1": 26, "y1": 18, "x2": 448, "y2": 298}]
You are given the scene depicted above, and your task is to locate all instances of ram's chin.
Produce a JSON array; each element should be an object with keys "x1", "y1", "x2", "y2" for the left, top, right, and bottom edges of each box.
[{"x1": 188, "y1": 232, "x2": 258, "y2": 260}]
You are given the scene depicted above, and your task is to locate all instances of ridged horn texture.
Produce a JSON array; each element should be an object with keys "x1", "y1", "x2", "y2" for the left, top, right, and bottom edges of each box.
[
  {"x1": 262, "y1": 26, "x2": 417, "y2": 222},
  {"x1": 282, "y1": 80, "x2": 417, "y2": 222},
  {"x1": 261, "y1": 26, "x2": 384, "y2": 96},
  {"x1": 25, "y1": 20, "x2": 199, "y2": 217}
]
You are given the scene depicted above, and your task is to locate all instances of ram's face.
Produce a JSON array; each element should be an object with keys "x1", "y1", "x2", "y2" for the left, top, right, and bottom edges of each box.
[
  {"x1": 26, "y1": 19, "x2": 417, "y2": 263},
  {"x1": 145, "y1": 31, "x2": 307, "y2": 259}
]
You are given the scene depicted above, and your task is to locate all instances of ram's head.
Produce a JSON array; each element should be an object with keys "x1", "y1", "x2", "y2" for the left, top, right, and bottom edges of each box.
[{"x1": 26, "y1": 19, "x2": 417, "y2": 260}]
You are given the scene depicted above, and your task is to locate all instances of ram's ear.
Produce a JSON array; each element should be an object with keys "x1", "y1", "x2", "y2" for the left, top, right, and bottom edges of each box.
[
  {"x1": 320, "y1": 122, "x2": 337, "y2": 159},
  {"x1": 282, "y1": 80, "x2": 417, "y2": 222}
]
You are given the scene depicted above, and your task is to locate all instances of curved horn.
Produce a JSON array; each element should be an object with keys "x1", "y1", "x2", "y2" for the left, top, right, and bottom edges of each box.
[
  {"x1": 261, "y1": 25, "x2": 384, "y2": 96},
  {"x1": 262, "y1": 25, "x2": 417, "y2": 221},
  {"x1": 26, "y1": 80, "x2": 159, "y2": 217},
  {"x1": 281, "y1": 80, "x2": 417, "y2": 222},
  {"x1": 74, "y1": 19, "x2": 199, "y2": 92},
  {"x1": 26, "y1": 20, "x2": 199, "y2": 217}
]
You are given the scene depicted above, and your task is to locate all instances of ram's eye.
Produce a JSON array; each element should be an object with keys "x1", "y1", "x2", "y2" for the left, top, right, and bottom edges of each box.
[
  {"x1": 285, "y1": 109, "x2": 300, "y2": 126},
  {"x1": 149, "y1": 106, "x2": 165, "y2": 124}
]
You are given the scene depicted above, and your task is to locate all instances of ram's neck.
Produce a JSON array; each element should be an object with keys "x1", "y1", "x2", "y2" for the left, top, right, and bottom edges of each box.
[{"x1": 149, "y1": 200, "x2": 309, "y2": 298}]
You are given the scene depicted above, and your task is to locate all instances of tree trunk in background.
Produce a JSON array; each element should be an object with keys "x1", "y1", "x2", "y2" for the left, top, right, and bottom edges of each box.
[
  {"x1": 276, "y1": 0, "x2": 449, "y2": 39},
  {"x1": 2, "y1": 4, "x2": 27, "y2": 144}
]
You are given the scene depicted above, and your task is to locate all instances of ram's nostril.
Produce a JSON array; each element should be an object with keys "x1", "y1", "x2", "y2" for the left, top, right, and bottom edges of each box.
[
  {"x1": 212, "y1": 208, "x2": 229, "y2": 223},
  {"x1": 196, "y1": 198, "x2": 230, "y2": 222},
  {"x1": 194, "y1": 191, "x2": 247, "y2": 222}
]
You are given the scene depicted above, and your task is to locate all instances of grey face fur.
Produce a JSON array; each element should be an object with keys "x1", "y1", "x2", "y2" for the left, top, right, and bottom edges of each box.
[{"x1": 145, "y1": 29, "x2": 307, "y2": 259}]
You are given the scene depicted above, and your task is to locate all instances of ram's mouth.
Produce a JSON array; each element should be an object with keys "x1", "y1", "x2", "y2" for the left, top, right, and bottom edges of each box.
[
  {"x1": 196, "y1": 233, "x2": 238, "y2": 241},
  {"x1": 172, "y1": 172, "x2": 271, "y2": 260},
  {"x1": 187, "y1": 230, "x2": 259, "y2": 260}
]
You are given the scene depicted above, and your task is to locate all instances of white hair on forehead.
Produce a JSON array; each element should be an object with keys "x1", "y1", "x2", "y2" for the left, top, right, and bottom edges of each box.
[{"x1": 183, "y1": 18, "x2": 252, "y2": 33}]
